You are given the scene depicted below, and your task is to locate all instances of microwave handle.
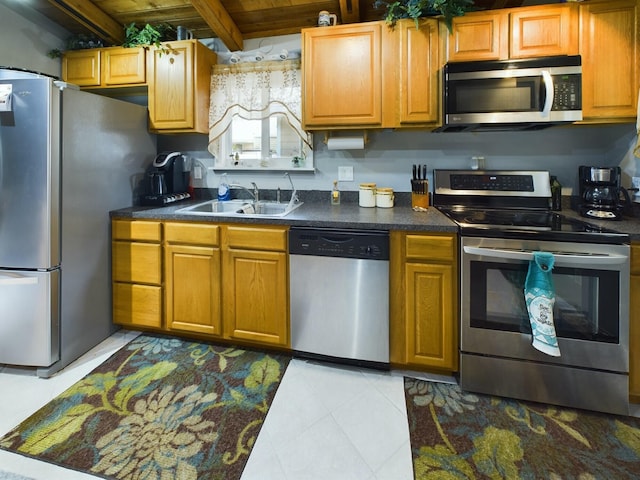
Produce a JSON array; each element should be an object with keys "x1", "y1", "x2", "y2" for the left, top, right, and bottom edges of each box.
[
  {"x1": 463, "y1": 246, "x2": 628, "y2": 266},
  {"x1": 541, "y1": 70, "x2": 553, "y2": 117}
]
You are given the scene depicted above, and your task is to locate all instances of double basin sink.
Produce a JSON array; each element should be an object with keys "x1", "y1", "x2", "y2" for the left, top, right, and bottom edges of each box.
[{"x1": 176, "y1": 199, "x2": 303, "y2": 218}]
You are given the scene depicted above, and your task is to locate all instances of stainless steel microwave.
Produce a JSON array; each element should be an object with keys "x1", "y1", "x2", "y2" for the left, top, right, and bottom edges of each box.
[{"x1": 440, "y1": 55, "x2": 582, "y2": 132}]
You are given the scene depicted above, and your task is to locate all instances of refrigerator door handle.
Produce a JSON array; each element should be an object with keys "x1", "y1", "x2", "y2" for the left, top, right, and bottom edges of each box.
[{"x1": 0, "y1": 272, "x2": 39, "y2": 285}]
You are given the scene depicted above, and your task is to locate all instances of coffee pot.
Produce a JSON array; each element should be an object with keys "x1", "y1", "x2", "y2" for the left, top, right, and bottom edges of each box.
[{"x1": 578, "y1": 166, "x2": 631, "y2": 220}]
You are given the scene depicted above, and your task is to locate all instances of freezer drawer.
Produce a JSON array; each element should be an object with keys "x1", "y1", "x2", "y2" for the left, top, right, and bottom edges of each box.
[{"x1": 0, "y1": 269, "x2": 59, "y2": 366}]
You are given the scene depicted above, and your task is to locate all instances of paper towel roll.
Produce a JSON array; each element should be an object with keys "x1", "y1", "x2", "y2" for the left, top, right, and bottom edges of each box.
[{"x1": 327, "y1": 136, "x2": 365, "y2": 150}]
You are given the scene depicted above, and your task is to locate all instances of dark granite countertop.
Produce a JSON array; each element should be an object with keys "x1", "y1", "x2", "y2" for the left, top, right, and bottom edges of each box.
[
  {"x1": 110, "y1": 196, "x2": 458, "y2": 233},
  {"x1": 110, "y1": 193, "x2": 640, "y2": 240}
]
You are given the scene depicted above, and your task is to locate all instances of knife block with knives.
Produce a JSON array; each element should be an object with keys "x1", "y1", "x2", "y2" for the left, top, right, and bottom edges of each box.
[{"x1": 411, "y1": 164, "x2": 429, "y2": 211}]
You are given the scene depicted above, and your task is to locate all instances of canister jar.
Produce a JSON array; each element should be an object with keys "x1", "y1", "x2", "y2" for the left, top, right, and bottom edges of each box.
[
  {"x1": 359, "y1": 183, "x2": 376, "y2": 207},
  {"x1": 375, "y1": 187, "x2": 394, "y2": 208}
]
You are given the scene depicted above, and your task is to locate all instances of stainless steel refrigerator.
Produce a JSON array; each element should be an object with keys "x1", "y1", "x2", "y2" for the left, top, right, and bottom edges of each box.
[{"x1": 0, "y1": 67, "x2": 156, "y2": 376}]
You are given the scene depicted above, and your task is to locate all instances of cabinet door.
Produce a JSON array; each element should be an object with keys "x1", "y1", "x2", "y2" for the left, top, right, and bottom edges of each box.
[
  {"x1": 398, "y1": 19, "x2": 440, "y2": 124},
  {"x1": 302, "y1": 23, "x2": 383, "y2": 128},
  {"x1": 148, "y1": 41, "x2": 195, "y2": 130},
  {"x1": 103, "y1": 47, "x2": 146, "y2": 85},
  {"x1": 113, "y1": 283, "x2": 162, "y2": 328},
  {"x1": 404, "y1": 262, "x2": 457, "y2": 370},
  {"x1": 447, "y1": 11, "x2": 508, "y2": 61},
  {"x1": 510, "y1": 5, "x2": 579, "y2": 58},
  {"x1": 165, "y1": 244, "x2": 222, "y2": 336},
  {"x1": 62, "y1": 50, "x2": 101, "y2": 87},
  {"x1": 580, "y1": 0, "x2": 639, "y2": 120},
  {"x1": 223, "y1": 249, "x2": 288, "y2": 347}
]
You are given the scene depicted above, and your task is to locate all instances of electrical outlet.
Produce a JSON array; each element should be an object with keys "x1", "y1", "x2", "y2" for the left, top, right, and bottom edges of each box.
[
  {"x1": 193, "y1": 165, "x2": 202, "y2": 179},
  {"x1": 338, "y1": 166, "x2": 354, "y2": 181}
]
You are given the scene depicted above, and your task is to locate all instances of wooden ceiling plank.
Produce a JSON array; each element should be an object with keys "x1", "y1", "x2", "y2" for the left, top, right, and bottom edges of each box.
[
  {"x1": 338, "y1": 0, "x2": 359, "y2": 23},
  {"x1": 46, "y1": 0, "x2": 125, "y2": 44},
  {"x1": 190, "y1": 0, "x2": 243, "y2": 51}
]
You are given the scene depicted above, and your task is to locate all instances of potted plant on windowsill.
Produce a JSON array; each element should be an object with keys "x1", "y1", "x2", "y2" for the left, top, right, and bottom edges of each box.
[{"x1": 374, "y1": 0, "x2": 474, "y2": 31}]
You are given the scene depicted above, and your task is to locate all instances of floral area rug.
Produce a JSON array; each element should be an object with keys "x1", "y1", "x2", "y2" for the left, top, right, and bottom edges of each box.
[
  {"x1": 0, "y1": 333, "x2": 290, "y2": 480},
  {"x1": 404, "y1": 378, "x2": 640, "y2": 479}
]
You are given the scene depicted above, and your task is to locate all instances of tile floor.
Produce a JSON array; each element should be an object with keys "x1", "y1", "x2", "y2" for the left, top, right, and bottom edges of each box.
[{"x1": 0, "y1": 330, "x2": 456, "y2": 480}]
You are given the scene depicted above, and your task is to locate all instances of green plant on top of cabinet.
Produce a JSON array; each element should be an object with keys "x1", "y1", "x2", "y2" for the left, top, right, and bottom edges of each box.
[
  {"x1": 147, "y1": 39, "x2": 217, "y2": 134},
  {"x1": 390, "y1": 231, "x2": 458, "y2": 372}
]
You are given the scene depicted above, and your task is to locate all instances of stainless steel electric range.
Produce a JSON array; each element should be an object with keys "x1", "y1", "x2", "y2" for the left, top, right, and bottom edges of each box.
[{"x1": 433, "y1": 170, "x2": 631, "y2": 415}]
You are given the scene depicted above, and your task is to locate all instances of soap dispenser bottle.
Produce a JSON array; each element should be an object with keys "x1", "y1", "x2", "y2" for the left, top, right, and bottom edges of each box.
[
  {"x1": 331, "y1": 180, "x2": 340, "y2": 205},
  {"x1": 218, "y1": 173, "x2": 230, "y2": 201}
]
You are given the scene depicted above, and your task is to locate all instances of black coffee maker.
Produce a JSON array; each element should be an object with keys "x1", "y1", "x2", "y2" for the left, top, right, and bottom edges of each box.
[
  {"x1": 578, "y1": 166, "x2": 631, "y2": 220},
  {"x1": 142, "y1": 152, "x2": 191, "y2": 206}
]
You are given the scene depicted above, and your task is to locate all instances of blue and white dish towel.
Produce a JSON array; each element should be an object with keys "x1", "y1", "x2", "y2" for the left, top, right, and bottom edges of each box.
[{"x1": 524, "y1": 252, "x2": 561, "y2": 357}]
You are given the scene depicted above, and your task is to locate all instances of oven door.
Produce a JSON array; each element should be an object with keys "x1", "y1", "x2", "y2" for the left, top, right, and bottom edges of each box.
[{"x1": 461, "y1": 237, "x2": 629, "y2": 374}]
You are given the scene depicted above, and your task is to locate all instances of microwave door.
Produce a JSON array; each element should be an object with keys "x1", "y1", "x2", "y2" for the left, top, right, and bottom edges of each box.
[{"x1": 446, "y1": 70, "x2": 546, "y2": 125}]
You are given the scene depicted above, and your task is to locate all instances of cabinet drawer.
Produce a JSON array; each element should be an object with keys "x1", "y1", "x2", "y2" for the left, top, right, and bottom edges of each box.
[
  {"x1": 165, "y1": 222, "x2": 220, "y2": 246},
  {"x1": 112, "y1": 241, "x2": 162, "y2": 284},
  {"x1": 113, "y1": 282, "x2": 162, "y2": 328},
  {"x1": 632, "y1": 244, "x2": 640, "y2": 275},
  {"x1": 225, "y1": 226, "x2": 288, "y2": 251},
  {"x1": 405, "y1": 234, "x2": 456, "y2": 262},
  {"x1": 112, "y1": 220, "x2": 161, "y2": 242}
]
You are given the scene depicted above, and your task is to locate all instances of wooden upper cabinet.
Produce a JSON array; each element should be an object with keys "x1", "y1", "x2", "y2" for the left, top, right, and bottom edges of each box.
[
  {"x1": 510, "y1": 5, "x2": 579, "y2": 58},
  {"x1": 62, "y1": 49, "x2": 101, "y2": 87},
  {"x1": 398, "y1": 19, "x2": 440, "y2": 125},
  {"x1": 102, "y1": 47, "x2": 146, "y2": 85},
  {"x1": 147, "y1": 40, "x2": 217, "y2": 133},
  {"x1": 580, "y1": 0, "x2": 639, "y2": 121},
  {"x1": 448, "y1": 3, "x2": 578, "y2": 61},
  {"x1": 62, "y1": 47, "x2": 146, "y2": 88},
  {"x1": 447, "y1": 11, "x2": 508, "y2": 62},
  {"x1": 302, "y1": 23, "x2": 383, "y2": 128}
]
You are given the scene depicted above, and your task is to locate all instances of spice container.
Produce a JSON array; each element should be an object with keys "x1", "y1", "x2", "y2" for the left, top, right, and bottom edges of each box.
[
  {"x1": 375, "y1": 187, "x2": 394, "y2": 208},
  {"x1": 359, "y1": 183, "x2": 376, "y2": 207}
]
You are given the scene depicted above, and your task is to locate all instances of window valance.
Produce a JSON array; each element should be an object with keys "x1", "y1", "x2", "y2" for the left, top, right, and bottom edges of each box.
[{"x1": 207, "y1": 59, "x2": 311, "y2": 159}]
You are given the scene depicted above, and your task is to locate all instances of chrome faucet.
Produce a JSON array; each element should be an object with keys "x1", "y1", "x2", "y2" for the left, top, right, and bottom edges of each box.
[
  {"x1": 229, "y1": 182, "x2": 259, "y2": 204},
  {"x1": 283, "y1": 172, "x2": 299, "y2": 208}
]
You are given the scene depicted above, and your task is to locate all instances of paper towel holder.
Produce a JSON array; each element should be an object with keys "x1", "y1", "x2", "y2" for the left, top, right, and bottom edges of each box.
[{"x1": 323, "y1": 130, "x2": 368, "y2": 149}]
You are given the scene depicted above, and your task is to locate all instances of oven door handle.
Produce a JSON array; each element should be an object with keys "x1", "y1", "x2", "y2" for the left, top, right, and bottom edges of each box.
[{"x1": 463, "y1": 246, "x2": 628, "y2": 265}]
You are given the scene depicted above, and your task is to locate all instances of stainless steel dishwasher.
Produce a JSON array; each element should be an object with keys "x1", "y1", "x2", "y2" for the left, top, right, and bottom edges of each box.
[{"x1": 289, "y1": 227, "x2": 389, "y2": 367}]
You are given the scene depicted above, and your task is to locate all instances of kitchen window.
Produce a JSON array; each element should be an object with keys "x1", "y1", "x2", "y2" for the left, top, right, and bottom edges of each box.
[{"x1": 208, "y1": 59, "x2": 313, "y2": 171}]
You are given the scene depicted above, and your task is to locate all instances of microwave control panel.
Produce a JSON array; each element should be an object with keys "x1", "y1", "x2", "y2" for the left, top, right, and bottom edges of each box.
[{"x1": 552, "y1": 75, "x2": 581, "y2": 110}]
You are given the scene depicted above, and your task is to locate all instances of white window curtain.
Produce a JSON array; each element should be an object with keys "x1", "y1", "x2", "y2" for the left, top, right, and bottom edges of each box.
[{"x1": 207, "y1": 59, "x2": 311, "y2": 160}]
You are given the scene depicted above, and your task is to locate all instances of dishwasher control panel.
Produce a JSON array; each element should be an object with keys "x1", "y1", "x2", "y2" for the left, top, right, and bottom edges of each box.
[{"x1": 289, "y1": 227, "x2": 389, "y2": 260}]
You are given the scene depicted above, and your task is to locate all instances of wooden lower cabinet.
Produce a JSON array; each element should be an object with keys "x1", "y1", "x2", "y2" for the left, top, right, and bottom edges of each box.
[
  {"x1": 630, "y1": 243, "x2": 640, "y2": 403},
  {"x1": 112, "y1": 220, "x2": 163, "y2": 328},
  {"x1": 223, "y1": 226, "x2": 289, "y2": 347},
  {"x1": 112, "y1": 219, "x2": 289, "y2": 349},
  {"x1": 390, "y1": 231, "x2": 459, "y2": 372}
]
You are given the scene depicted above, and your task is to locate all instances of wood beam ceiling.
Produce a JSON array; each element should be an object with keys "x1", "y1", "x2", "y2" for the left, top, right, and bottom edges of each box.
[
  {"x1": 46, "y1": 0, "x2": 124, "y2": 45},
  {"x1": 339, "y1": 0, "x2": 360, "y2": 24},
  {"x1": 190, "y1": 0, "x2": 243, "y2": 52}
]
